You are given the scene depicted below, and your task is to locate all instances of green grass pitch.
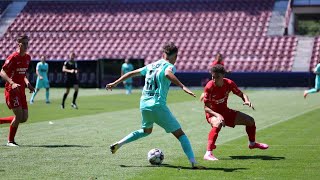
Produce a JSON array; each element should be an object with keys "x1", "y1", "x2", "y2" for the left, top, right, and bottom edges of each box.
[{"x1": 1, "y1": 88, "x2": 320, "y2": 179}]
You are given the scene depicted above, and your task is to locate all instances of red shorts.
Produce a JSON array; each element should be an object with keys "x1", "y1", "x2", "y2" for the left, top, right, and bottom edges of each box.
[
  {"x1": 5, "y1": 88, "x2": 28, "y2": 110},
  {"x1": 206, "y1": 108, "x2": 238, "y2": 128}
]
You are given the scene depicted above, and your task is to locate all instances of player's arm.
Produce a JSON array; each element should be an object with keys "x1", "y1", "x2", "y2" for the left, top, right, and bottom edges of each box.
[
  {"x1": 0, "y1": 69, "x2": 15, "y2": 85},
  {"x1": 231, "y1": 81, "x2": 254, "y2": 110},
  {"x1": 36, "y1": 63, "x2": 43, "y2": 79},
  {"x1": 165, "y1": 67, "x2": 196, "y2": 97},
  {"x1": 0, "y1": 69, "x2": 21, "y2": 90},
  {"x1": 106, "y1": 68, "x2": 142, "y2": 90},
  {"x1": 24, "y1": 76, "x2": 35, "y2": 93},
  {"x1": 204, "y1": 102, "x2": 225, "y2": 126},
  {"x1": 62, "y1": 63, "x2": 74, "y2": 74}
]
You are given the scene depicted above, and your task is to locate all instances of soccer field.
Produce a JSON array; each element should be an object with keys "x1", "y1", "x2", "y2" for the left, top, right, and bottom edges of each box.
[{"x1": 1, "y1": 88, "x2": 320, "y2": 179}]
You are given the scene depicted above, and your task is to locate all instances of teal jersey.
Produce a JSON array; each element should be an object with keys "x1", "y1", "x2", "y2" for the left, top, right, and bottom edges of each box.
[
  {"x1": 122, "y1": 63, "x2": 134, "y2": 74},
  {"x1": 36, "y1": 62, "x2": 49, "y2": 80},
  {"x1": 122, "y1": 63, "x2": 134, "y2": 83},
  {"x1": 139, "y1": 59, "x2": 176, "y2": 110},
  {"x1": 315, "y1": 63, "x2": 320, "y2": 86}
]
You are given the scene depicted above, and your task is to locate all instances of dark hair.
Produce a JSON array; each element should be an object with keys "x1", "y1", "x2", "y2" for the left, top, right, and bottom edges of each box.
[
  {"x1": 211, "y1": 64, "x2": 226, "y2": 74},
  {"x1": 216, "y1": 53, "x2": 223, "y2": 60},
  {"x1": 162, "y1": 42, "x2": 178, "y2": 56},
  {"x1": 17, "y1": 35, "x2": 29, "y2": 43}
]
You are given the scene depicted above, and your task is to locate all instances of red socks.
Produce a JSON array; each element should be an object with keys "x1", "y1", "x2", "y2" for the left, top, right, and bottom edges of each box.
[
  {"x1": 207, "y1": 127, "x2": 221, "y2": 151},
  {"x1": 246, "y1": 125, "x2": 256, "y2": 142},
  {"x1": 8, "y1": 125, "x2": 18, "y2": 142},
  {"x1": 0, "y1": 116, "x2": 15, "y2": 124}
]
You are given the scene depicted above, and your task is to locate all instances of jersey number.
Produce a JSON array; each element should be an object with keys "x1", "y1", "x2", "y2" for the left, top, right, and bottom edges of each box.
[{"x1": 146, "y1": 70, "x2": 159, "y2": 91}]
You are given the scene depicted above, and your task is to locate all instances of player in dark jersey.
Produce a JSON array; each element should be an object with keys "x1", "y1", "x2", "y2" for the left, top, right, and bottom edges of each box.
[
  {"x1": 203, "y1": 65, "x2": 268, "y2": 161},
  {"x1": 61, "y1": 52, "x2": 79, "y2": 109},
  {"x1": 0, "y1": 35, "x2": 34, "y2": 146}
]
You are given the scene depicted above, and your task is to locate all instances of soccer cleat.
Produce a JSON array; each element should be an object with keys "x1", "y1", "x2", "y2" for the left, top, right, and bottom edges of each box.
[
  {"x1": 61, "y1": 104, "x2": 65, "y2": 109},
  {"x1": 30, "y1": 100, "x2": 34, "y2": 104},
  {"x1": 110, "y1": 143, "x2": 120, "y2": 154},
  {"x1": 203, "y1": 154, "x2": 219, "y2": 161},
  {"x1": 249, "y1": 142, "x2": 269, "y2": 150},
  {"x1": 303, "y1": 90, "x2": 308, "y2": 99},
  {"x1": 46, "y1": 101, "x2": 50, "y2": 104},
  {"x1": 71, "y1": 103, "x2": 78, "y2": 109},
  {"x1": 6, "y1": 141, "x2": 19, "y2": 147}
]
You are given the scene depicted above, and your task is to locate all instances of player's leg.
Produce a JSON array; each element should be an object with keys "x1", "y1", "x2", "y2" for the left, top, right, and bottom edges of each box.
[
  {"x1": 304, "y1": 77, "x2": 320, "y2": 98},
  {"x1": 61, "y1": 87, "x2": 70, "y2": 109},
  {"x1": 234, "y1": 111, "x2": 268, "y2": 150},
  {"x1": 204, "y1": 116, "x2": 222, "y2": 161},
  {"x1": 124, "y1": 82, "x2": 129, "y2": 95},
  {"x1": 45, "y1": 79, "x2": 50, "y2": 103},
  {"x1": 30, "y1": 88, "x2": 40, "y2": 104},
  {"x1": 45, "y1": 88, "x2": 50, "y2": 103},
  {"x1": 30, "y1": 79, "x2": 41, "y2": 104},
  {"x1": 128, "y1": 83, "x2": 132, "y2": 94},
  {"x1": 154, "y1": 106, "x2": 202, "y2": 168},
  {"x1": 7, "y1": 107, "x2": 24, "y2": 146},
  {"x1": 71, "y1": 84, "x2": 79, "y2": 109},
  {"x1": 0, "y1": 116, "x2": 15, "y2": 124},
  {"x1": 110, "y1": 110, "x2": 153, "y2": 154}
]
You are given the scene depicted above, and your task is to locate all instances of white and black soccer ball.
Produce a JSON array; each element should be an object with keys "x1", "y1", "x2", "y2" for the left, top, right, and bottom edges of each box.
[{"x1": 147, "y1": 148, "x2": 164, "y2": 165}]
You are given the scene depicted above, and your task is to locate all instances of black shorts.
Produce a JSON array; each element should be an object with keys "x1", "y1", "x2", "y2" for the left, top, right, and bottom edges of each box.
[{"x1": 65, "y1": 78, "x2": 79, "y2": 88}]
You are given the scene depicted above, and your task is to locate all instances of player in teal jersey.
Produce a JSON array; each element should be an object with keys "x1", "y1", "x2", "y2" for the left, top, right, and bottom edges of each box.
[
  {"x1": 121, "y1": 58, "x2": 134, "y2": 94},
  {"x1": 30, "y1": 55, "x2": 50, "y2": 104},
  {"x1": 304, "y1": 61, "x2": 320, "y2": 98},
  {"x1": 106, "y1": 42, "x2": 204, "y2": 169}
]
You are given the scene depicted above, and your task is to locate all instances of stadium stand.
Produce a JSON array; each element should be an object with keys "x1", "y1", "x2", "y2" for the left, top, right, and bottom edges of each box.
[
  {"x1": 310, "y1": 36, "x2": 320, "y2": 71},
  {"x1": 0, "y1": 0, "x2": 298, "y2": 72}
]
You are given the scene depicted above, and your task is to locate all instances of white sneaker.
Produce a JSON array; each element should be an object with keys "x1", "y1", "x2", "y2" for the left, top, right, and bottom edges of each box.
[
  {"x1": 6, "y1": 141, "x2": 19, "y2": 147},
  {"x1": 71, "y1": 103, "x2": 78, "y2": 109}
]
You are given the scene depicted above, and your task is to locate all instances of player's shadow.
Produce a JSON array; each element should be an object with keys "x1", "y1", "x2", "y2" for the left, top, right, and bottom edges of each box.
[
  {"x1": 120, "y1": 164, "x2": 248, "y2": 172},
  {"x1": 229, "y1": 155, "x2": 285, "y2": 161},
  {"x1": 22, "y1": 144, "x2": 92, "y2": 148}
]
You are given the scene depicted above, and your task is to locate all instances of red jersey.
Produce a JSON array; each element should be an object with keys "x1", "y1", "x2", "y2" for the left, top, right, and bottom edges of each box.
[
  {"x1": 203, "y1": 78, "x2": 242, "y2": 113},
  {"x1": 2, "y1": 52, "x2": 31, "y2": 91},
  {"x1": 211, "y1": 60, "x2": 224, "y2": 67}
]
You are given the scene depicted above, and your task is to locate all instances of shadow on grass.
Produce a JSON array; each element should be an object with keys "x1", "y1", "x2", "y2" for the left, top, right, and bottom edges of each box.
[
  {"x1": 229, "y1": 155, "x2": 285, "y2": 161},
  {"x1": 21, "y1": 144, "x2": 92, "y2": 148},
  {"x1": 120, "y1": 164, "x2": 248, "y2": 172}
]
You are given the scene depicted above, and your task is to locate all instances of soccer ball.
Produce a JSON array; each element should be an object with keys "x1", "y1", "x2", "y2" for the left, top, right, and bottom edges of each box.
[{"x1": 147, "y1": 148, "x2": 164, "y2": 165}]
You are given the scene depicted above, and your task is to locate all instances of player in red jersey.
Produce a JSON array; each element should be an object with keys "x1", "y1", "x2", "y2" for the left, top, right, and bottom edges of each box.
[
  {"x1": 211, "y1": 53, "x2": 225, "y2": 67},
  {"x1": 200, "y1": 53, "x2": 229, "y2": 101},
  {"x1": 0, "y1": 35, "x2": 34, "y2": 147},
  {"x1": 202, "y1": 65, "x2": 268, "y2": 161}
]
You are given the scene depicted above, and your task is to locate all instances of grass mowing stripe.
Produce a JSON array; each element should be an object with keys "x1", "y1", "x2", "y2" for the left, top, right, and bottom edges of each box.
[
  {"x1": 133, "y1": 108, "x2": 320, "y2": 180},
  {"x1": 0, "y1": 89, "x2": 320, "y2": 179}
]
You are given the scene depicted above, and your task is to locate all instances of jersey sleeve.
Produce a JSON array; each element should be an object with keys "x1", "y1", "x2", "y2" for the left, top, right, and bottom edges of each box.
[
  {"x1": 230, "y1": 80, "x2": 243, "y2": 97},
  {"x1": 36, "y1": 62, "x2": 41, "y2": 70},
  {"x1": 315, "y1": 64, "x2": 320, "y2": 73},
  {"x1": 63, "y1": 61, "x2": 68, "y2": 69},
  {"x1": 2, "y1": 54, "x2": 16, "y2": 73},
  {"x1": 140, "y1": 65, "x2": 148, "y2": 76},
  {"x1": 121, "y1": 64, "x2": 125, "y2": 71},
  {"x1": 164, "y1": 64, "x2": 176, "y2": 74}
]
